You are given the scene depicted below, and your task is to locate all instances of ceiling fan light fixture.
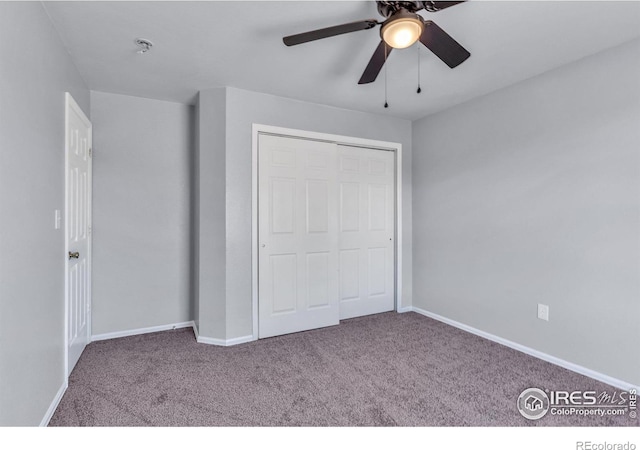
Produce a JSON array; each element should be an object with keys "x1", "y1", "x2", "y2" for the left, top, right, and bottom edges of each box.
[{"x1": 381, "y1": 12, "x2": 424, "y2": 49}]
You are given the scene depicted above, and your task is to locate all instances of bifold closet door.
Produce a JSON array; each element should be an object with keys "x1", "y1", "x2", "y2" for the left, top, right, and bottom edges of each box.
[
  {"x1": 258, "y1": 134, "x2": 340, "y2": 338},
  {"x1": 337, "y1": 145, "x2": 395, "y2": 320}
]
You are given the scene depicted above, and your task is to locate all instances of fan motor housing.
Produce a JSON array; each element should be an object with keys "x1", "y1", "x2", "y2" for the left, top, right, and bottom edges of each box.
[{"x1": 376, "y1": 1, "x2": 424, "y2": 18}]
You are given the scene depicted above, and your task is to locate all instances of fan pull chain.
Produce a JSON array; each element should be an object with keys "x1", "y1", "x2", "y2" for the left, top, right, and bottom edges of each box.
[
  {"x1": 417, "y1": 43, "x2": 422, "y2": 94},
  {"x1": 384, "y1": 43, "x2": 389, "y2": 108}
]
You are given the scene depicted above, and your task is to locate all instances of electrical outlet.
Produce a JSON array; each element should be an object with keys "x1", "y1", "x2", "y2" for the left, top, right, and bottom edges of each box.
[{"x1": 537, "y1": 303, "x2": 549, "y2": 321}]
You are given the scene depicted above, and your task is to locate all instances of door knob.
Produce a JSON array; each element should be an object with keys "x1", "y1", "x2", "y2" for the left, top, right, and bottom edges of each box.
[{"x1": 68, "y1": 251, "x2": 80, "y2": 259}]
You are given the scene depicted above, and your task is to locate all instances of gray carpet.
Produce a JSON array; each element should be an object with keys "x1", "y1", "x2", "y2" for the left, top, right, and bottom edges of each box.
[{"x1": 49, "y1": 312, "x2": 637, "y2": 426}]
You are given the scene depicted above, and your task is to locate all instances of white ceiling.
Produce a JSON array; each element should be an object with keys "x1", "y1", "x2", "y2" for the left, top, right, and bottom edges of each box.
[{"x1": 43, "y1": 1, "x2": 640, "y2": 120}]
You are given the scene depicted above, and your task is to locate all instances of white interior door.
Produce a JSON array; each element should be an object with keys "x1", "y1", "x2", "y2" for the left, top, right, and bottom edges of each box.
[
  {"x1": 337, "y1": 145, "x2": 395, "y2": 319},
  {"x1": 258, "y1": 134, "x2": 339, "y2": 338},
  {"x1": 65, "y1": 93, "x2": 92, "y2": 375}
]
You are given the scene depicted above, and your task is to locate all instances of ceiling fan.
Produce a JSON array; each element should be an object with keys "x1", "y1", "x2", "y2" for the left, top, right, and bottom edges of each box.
[{"x1": 283, "y1": 1, "x2": 471, "y2": 85}]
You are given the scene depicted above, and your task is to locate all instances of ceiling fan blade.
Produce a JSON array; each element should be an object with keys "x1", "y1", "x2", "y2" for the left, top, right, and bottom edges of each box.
[
  {"x1": 358, "y1": 40, "x2": 392, "y2": 85},
  {"x1": 283, "y1": 19, "x2": 378, "y2": 46},
  {"x1": 419, "y1": 20, "x2": 470, "y2": 68},
  {"x1": 423, "y1": 1, "x2": 466, "y2": 12}
]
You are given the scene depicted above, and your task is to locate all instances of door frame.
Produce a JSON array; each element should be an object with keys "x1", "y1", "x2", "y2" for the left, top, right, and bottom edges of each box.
[
  {"x1": 251, "y1": 124, "x2": 403, "y2": 340},
  {"x1": 64, "y1": 92, "x2": 93, "y2": 380}
]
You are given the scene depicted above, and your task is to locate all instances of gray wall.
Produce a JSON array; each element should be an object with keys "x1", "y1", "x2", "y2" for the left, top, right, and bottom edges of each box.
[
  {"x1": 197, "y1": 87, "x2": 413, "y2": 340},
  {"x1": 0, "y1": 2, "x2": 90, "y2": 425},
  {"x1": 90, "y1": 91, "x2": 194, "y2": 335},
  {"x1": 412, "y1": 39, "x2": 640, "y2": 386},
  {"x1": 196, "y1": 88, "x2": 227, "y2": 338}
]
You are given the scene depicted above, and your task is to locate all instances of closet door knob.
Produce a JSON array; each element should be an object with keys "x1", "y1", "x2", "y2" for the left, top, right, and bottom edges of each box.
[{"x1": 69, "y1": 251, "x2": 80, "y2": 259}]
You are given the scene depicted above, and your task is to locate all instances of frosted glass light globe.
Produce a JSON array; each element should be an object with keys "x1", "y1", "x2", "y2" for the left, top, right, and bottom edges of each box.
[{"x1": 382, "y1": 16, "x2": 423, "y2": 49}]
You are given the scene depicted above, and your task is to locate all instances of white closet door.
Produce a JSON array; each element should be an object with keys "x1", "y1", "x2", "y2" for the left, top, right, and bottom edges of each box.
[
  {"x1": 258, "y1": 134, "x2": 339, "y2": 338},
  {"x1": 337, "y1": 145, "x2": 395, "y2": 319}
]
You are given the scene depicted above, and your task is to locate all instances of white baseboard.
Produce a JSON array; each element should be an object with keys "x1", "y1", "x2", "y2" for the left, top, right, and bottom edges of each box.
[
  {"x1": 410, "y1": 307, "x2": 638, "y2": 392},
  {"x1": 40, "y1": 381, "x2": 66, "y2": 427},
  {"x1": 91, "y1": 320, "x2": 256, "y2": 347},
  {"x1": 196, "y1": 333, "x2": 256, "y2": 347},
  {"x1": 192, "y1": 322, "x2": 256, "y2": 346},
  {"x1": 91, "y1": 321, "x2": 195, "y2": 342},
  {"x1": 226, "y1": 335, "x2": 256, "y2": 346},
  {"x1": 397, "y1": 306, "x2": 413, "y2": 313},
  {"x1": 192, "y1": 322, "x2": 200, "y2": 341}
]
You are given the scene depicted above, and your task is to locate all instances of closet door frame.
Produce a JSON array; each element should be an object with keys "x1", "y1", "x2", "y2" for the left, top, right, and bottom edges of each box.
[{"x1": 251, "y1": 124, "x2": 404, "y2": 340}]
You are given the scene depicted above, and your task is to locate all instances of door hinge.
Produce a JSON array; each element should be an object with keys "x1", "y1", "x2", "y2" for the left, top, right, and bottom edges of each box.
[{"x1": 89, "y1": 147, "x2": 92, "y2": 157}]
